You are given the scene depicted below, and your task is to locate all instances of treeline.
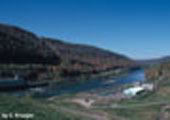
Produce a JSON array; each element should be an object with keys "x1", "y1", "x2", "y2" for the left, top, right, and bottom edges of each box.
[{"x1": 145, "y1": 62, "x2": 170, "y2": 81}]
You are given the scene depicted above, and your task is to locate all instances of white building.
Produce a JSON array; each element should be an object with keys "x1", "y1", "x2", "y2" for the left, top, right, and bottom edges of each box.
[
  {"x1": 123, "y1": 83, "x2": 154, "y2": 97},
  {"x1": 123, "y1": 86, "x2": 144, "y2": 96}
]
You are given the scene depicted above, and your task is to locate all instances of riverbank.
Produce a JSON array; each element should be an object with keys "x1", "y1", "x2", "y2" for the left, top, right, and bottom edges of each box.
[
  {"x1": 0, "y1": 68, "x2": 149, "y2": 120},
  {"x1": 27, "y1": 68, "x2": 144, "y2": 99}
]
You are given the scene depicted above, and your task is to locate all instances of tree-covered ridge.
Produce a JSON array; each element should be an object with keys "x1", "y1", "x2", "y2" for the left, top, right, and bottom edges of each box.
[
  {"x1": 0, "y1": 24, "x2": 60, "y2": 64},
  {"x1": 43, "y1": 38, "x2": 135, "y2": 74},
  {"x1": 0, "y1": 23, "x2": 136, "y2": 80}
]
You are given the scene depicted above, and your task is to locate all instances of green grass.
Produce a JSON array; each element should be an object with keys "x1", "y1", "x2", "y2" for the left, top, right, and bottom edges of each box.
[
  {"x1": 99, "y1": 78, "x2": 170, "y2": 120},
  {"x1": 0, "y1": 94, "x2": 86, "y2": 120},
  {"x1": 106, "y1": 105, "x2": 161, "y2": 120}
]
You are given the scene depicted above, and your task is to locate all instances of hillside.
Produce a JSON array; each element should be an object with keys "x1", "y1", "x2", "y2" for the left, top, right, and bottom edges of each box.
[
  {"x1": 0, "y1": 23, "x2": 136, "y2": 80},
  {"x1": 145, "y1": 61, "x2": 170, "y2": 81},
  {"x1": 0, "y1": 24, "x2": 60, "y2": 64},
  {"x1": 43, "y1": 38, "x2": 135, "y2": 75}
]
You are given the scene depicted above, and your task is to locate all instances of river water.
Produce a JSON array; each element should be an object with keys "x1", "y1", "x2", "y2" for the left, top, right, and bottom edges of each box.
[
  {"x1": 4, "y1": 69, "x2": 145, "y2": 97},
  {"x1": 36, "y1": 69, "x2": 146, "y2": 97}
]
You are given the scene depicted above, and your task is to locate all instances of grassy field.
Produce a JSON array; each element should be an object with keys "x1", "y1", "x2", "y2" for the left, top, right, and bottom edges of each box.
[
  {"x1": 0, "y1": 94, "x2": 87, "y2": 120},
  {"x1": 98, "y1": 77, "x2": 170, "y2": 120}
]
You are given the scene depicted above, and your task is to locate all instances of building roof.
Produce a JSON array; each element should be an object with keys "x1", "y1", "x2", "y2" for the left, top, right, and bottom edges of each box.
[{"x1": 123, "y1": 86, "x2": 144, "y2": 96}]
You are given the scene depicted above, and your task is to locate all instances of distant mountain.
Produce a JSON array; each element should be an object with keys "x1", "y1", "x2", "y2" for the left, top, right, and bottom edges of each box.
[
  {"x1": 136, "y1": 56, "x2": 170, "y2": 65},
  {"x1": 0, "y1": 23, "x2": 136, "y2": 77}
]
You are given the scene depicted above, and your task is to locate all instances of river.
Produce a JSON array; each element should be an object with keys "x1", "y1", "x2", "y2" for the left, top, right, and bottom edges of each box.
[{"x1": 34, "y1": 69, "x2": 146, "y2": 97}]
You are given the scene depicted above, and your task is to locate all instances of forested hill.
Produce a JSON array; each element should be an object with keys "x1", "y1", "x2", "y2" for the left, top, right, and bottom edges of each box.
[
  {"x1": 0, "y1": 23, "x2": 136, "y2": 75},
  {"x1": 43, "y1": 38, "x2": 135, "y2": 73},
  {"x1": 0, "y1": 24, "x2": 60, "y2": 64}
]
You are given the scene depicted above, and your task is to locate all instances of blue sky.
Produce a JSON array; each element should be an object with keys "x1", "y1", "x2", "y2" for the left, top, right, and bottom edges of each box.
[{"x1": 0, "y1": 0, "x2": 170, "y2": 59}]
